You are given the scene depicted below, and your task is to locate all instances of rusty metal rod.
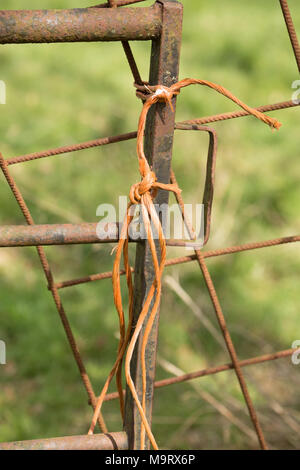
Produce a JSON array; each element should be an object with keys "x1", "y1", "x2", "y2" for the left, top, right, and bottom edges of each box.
[
  {"x1": 0, "y1": 432, "x2": 128, "y2": 450},
  {"x1": 279, "y1": 0, "x2": 300, "y2": 73},
  {"x1": 6, "y1": 131, "x2": 138, "y2": 166},
  {"x1": 123, "y1": 0, "x2": 183, "y2": 450},
  {"x1": 102, "y1": 348, "x2": 297, "y2": 402},
  {"x1": 91, "y1": 0, "x2": 147, "y2": 7},
  {"x1": 175, "y1": 100, "x2": 300, "y2": 127},
  {"x1": 0, "y1": 223, "x2": 203, "y2": 248},
  {"x1": 0, "y1": 223, "x2": 120, "y2": 247},
  {"x1": 5, "y1": 101, "x2": 297, "y2": 167},
  {"x1": 54, "y1": 234, "x2": 300, "y2": 289},
  {"x1": 0, "y1": 5, "x2": 162, "y2": 44}
]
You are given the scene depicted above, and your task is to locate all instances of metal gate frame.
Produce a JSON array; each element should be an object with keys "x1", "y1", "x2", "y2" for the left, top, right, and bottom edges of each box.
[{"x1": 0, "y1": 0, "x2": 299, "y2": 451}]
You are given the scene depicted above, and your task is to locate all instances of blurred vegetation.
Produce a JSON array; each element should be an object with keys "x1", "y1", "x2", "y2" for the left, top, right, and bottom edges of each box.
[{"x1": 0, "y1": 0, "x2": 300, "y2": 449}]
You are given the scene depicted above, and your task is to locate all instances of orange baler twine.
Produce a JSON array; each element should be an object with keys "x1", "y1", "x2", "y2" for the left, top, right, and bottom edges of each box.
[{"x1": 88, "y1": 78, "x2": 281, "y2": 449}]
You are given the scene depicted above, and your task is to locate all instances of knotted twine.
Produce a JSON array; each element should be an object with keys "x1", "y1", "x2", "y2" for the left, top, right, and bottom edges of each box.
[{"x1": 88, "y1": 79, "x2": 281, "y2": 449}]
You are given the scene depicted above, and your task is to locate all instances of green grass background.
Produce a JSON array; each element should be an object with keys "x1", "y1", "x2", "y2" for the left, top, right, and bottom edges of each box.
[{"x1": 0, "y1": 0, "x2": 299, "y2": 449}]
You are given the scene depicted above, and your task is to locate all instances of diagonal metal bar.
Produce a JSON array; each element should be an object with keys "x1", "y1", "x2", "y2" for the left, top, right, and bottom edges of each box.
[
  {"x1": 279, "y1": 0, "x2": 300, "y2": 73},
  {"x1": 53, "y1": 234, "x2": 300, "y2": 289},
  {"x1": 176, "y1": 100, "x2": 299, "y2": 127},
  {"x1": 6, "y1": 132, "x2": 137, "y2": 166},
  {"x1": 194, "y1": 251, "x2": 267, "y2": 449},
  {"x1": 0, "y1": 154, "x2": 107, "y2": 433},
  {"x1": 6, "y1": 99, "x2": 299, "y2": 167},
  {"x1": 173, "y1": 162, "x2": 268, "y2": 449},
  {"x1": 165, "y1": 234, "x2": 300, "y2": 265},
  {"x1": 106, "y1": 0, "x2": 144, "y2": 86},
  {"x1": 121, "y1": 41, "x2": 144, "y2": 86},
  {"x1": 102, "y1": 348, "x2": 297, "y2": 402}
]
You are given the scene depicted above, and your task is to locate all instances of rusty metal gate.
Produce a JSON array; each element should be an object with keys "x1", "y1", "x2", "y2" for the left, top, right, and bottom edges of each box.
[{"x1": 0, "y1": 0, "x2": 299, "y2": 450}]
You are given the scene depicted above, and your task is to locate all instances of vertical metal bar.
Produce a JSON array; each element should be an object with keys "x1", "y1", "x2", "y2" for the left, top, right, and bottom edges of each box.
[{"x1": 124, "y1": 0, "x2": 183, "y2": 450}]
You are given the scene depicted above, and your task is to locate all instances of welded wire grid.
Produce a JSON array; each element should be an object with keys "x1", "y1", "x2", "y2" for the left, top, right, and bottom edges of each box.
[{"x1": 1, "y1": 0, "x2": 300, "y2": 450}]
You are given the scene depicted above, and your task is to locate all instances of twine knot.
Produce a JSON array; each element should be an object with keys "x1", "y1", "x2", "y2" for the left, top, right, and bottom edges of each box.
[
  {"x1": 129, "y1": 170, "x2": 157, "y2": 204},
  {"x1": 152, "y1": 86, "x2": 176, "y2": 110},
  {"x1": 135, "y1": 82, "x2": 180, "y2": 111}
]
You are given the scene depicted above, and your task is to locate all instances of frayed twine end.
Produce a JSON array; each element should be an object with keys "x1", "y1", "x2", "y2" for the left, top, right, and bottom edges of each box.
[
  {"x1": 273, "y1": 120, "x2": 282, "y2": 130},
  {"x1": 268, "y1": 117, "x2": 282, "y2": 131}
]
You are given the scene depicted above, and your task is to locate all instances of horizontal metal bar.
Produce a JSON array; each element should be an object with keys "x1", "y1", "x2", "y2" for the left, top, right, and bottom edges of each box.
[
  {"x1": 0, "y1": 4, "x2": 161, "y2": 44},
  {"x1": 0, "y1": 223, "x2": 120, "y2": 246},
  {"x1": 92, "y1": 0, "x2": 147, "y2": 7},
  {"x1": 0, "y1": 223, "x2": 202, "y2": 247},
  {"x1": 0, "y1": 432, "x2": 128, "y2": 450}
]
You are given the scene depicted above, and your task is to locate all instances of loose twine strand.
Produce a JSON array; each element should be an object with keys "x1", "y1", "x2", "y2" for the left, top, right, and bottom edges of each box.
[{"x1": 88, "y1": 78, "x2": 281, "y2": 449}]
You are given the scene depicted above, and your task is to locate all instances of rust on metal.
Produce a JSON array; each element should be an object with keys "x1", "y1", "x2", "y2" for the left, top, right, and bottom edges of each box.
[
  {"x1": 92, "y1": 0, "x2": 147, "y2": 7},
  {"x1": 171, "y1": 124, "x2": 217, "y2": 245},
  {"x1": 0, "y1": 223, "x2": 205, "y2": 248},
  {"x1": 279, "y1": 0, "x2": 300, "y2": 73},
  {"x1": 0, "y1": 0, "x2": 299, "y2": 451},
  {"x1": 0, "y1": 432, "x2": 128, "y2": 451},
  {"x1": 52, "y1": 234, "x2": 300, "y2": 289},
  {"x1": 123, "y1": 0, "x2": 183, "y2": 450},
  {"x1": 0, "y1": 223, "x2": 120, "y2": 247},
  {"x1": 0, "y1": 5, "x2": 162, "y2": 44},
  {"x1": 103, "y1": 348, "x2": 298, "y2": 402},
  {"x1": 6, "y1": 131, "x2": 138, "y2": 166},
  {"x1": 176, "y1": 100, "x2": 300, "y2": 127},
  {"x1": 5, "y1": 100, "x2": 298, "y2": 167},
  {"x1": 0, "y1": 154, "x2": 107, "y2": 433}
]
